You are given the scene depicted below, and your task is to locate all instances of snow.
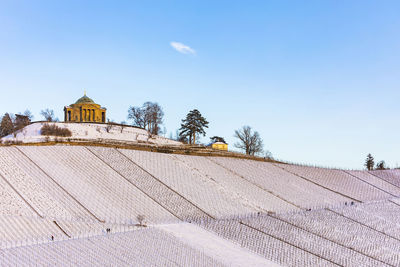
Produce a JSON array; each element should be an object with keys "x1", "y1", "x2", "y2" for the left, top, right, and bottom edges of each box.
[
  {"x1": 0, "y1": 227, "x2": 227, "y2": 266},
  {"x1": 370, "y1": 169, "x2": 400, "y2": 187},
  {"x1": 1, "y1": 122, "x2": 182, "y2": 146},
  {"x1": 0, "y1": 147, "x2": 90, "y2": 219},
  {"x1": 18, "y1": 146, "x2": 178, "y2": 224},
  {"x1": 119, "y1": 148, "x2": 254, "y2": 219},
  {"x1": 346, "y1": 170, "x2": 400, "y2": 197},
  {"x1": 277, "y1": 206, "x2": 400, "y2": 266},
  {"x1": 158, "y1": 223, "x2": 279, "y2": 267},
  {"x1": 87, "y1": 146, "x2": 208, "y2": 221},
  {"x1": 174, "y1": 154, "x2": 297, "y2": 213},
  {"x1": 277, "y1": 163, "x2": 391, "y2": 202},
  {"x1": 241, "y1": 214, "x2": 381, "y2": 266},
  {"x1": 210, "y1": 157, "x2": 352, "y2": 209},
  {"x1": 199, "y1": 218, "x2": 338, "y2": 266},
  {"x1": 1, "y1": 143, "x2": 400, "y2": 265}
]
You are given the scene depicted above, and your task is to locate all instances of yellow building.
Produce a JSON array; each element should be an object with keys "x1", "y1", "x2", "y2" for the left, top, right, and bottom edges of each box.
[
  {"x1": 64, "y1": 94, "x2": 106, "y2": 123},
  {"x1": 211, "y1": 142, "x2": 228, "y2": 151}
]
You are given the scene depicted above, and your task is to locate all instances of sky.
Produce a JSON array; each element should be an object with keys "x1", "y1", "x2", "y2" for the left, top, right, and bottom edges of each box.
[{"x1": 0, "y1": 0, "x2": 399, "y2": 169}]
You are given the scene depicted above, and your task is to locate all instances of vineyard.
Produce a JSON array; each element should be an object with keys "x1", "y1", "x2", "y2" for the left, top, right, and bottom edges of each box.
[{"x1": 0, "y1": 145, "x2": 399, "y2": 266}]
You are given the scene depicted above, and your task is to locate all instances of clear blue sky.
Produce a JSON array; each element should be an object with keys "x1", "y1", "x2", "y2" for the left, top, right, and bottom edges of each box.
[{"x1": 1, "y1": 0, "x2": 399, "y2": 169}]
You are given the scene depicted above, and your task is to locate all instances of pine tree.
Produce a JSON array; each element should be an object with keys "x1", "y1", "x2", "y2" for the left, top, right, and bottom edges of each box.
[
  {"x1": 0, "y1": 113, "x2": 14, "y2": 137},
  {"x1": 365, "y1": 153, "x2": 375, "y2": 171},
  {"x1": 210, "y1": 136, "x2": 226, "y2": 144},
  {"x1": 179, "y1": 109, "x2": 209, "y2": 144}
]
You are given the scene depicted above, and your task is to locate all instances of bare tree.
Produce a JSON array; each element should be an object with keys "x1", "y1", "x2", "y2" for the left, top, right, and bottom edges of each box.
[
  {"x1": 120, "y1": 121, "x2": 127, "y2": 133},
  {"x1": 23, "y1": 110, "x2": 34, "y2": 121},
  {"x1": 106, "y1": 119, "x2": 115, "y2": 133},
  {"x1": 376, "y1": 160, "x2": 387, "y2": 170},
  {"x1": 264, "y1": 150, "x2": 273, "y2": 160},
  {"x1": 41, "y1": 109, "x2": 56, "y2": 122},
  {"x1": 145, "y1": 102, "x2": 164, "y2": 135},
  {"x1": 127, "y1": 106, "x2": 145, "y2": 128},
  {"x1": 234, "y1": 126, "x2": 264, "y2": 156},
  {"x1": 128, "y1": 102, "x2": 164, "y2": 135}
]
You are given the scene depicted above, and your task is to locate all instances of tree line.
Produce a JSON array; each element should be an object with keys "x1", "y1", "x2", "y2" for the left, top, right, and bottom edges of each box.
[
  {"x1": 127, "y1": 102, "x2": 396, "y2": 165},
  {"x1": 2, "y1": 102, "x2": 396, "y2": 169},
  {"x1": 0, "y1": 108, "x2": 59, "y2": 138},
  {"x1": 364, "y1": 153, "x2": 389, "y2": 170},
  {"x1": 1, "y1": 102, "x2": 266, "y2": 156},
  {"x1": 0, "y1": 110, "x2": 33, "y2": 137},
  {"x1": 127, "y1": 102, "x2": 269, "y2": 157}
]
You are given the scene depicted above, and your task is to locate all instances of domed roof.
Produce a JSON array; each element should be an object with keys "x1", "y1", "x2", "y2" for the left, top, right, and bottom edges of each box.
[{"x1": 75, "y1": 94, "x2": 95, "y2": 104}]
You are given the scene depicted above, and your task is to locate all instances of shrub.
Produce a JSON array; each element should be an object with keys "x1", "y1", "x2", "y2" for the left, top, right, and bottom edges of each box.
[
  {"x1": 2, "y1": 140, "x2": 23, "y2": 145},
  {"x1": 41, "y1": 124, "x2": 72, "y2": 137}
]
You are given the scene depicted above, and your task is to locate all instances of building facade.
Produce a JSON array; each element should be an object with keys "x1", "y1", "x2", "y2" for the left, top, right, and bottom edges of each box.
[
  {"x1": 211, "y1": 142, "x2": 228, "y2": 151},
  {"x1": 64, "y1": 94, "x2": 106, "y2": 123}
]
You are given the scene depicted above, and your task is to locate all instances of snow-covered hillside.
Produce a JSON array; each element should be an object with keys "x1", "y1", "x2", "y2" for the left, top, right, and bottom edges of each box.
[
  {"x1": 1, "y1": 145, "x2": 400, "y2": 266},
  {"x1": 0, "y1": 122, "x2": 182, "y2": 146}
]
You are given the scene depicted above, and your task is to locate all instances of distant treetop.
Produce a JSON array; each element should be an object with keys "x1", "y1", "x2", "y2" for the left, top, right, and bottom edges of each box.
[{"x1": 210, "y1": 136, "x2": 227, "y2": 144}]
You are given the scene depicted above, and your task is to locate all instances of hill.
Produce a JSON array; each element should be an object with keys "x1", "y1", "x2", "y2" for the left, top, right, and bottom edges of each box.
[
  {"x1": 0, "y1": 145, "x2": 399, "y2": 265},
  {"x1": 1, "y1": 121, "x2": 182, "y2": 146}
]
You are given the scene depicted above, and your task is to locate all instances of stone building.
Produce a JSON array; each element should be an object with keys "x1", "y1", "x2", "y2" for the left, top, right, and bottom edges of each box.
[{"x1": 64, "y1": 94, "x2": 106, "y2": 123}]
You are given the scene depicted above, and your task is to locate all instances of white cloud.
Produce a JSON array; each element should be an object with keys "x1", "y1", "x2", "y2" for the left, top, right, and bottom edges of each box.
[{"x1": 170, "y1": 42, "x2": 196, "y2": 55}]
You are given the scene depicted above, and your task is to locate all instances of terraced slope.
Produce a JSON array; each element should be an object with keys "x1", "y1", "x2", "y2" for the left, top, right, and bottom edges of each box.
[
  {"x1": 370, "y1": 169, "x2": 400, "y2": 187},
  {"x1": 209, "y1": 157, "x2": 352, "y2": 208},
  {"x1": 0, "y1": 145, "x2": 399, "y2": 266},
  {"x1": 277, "y1": 163, "x2": 392, "y2": 201},
  {"x1": 119, "y1": 148, "x2": 255, "y2": 219},
  {"x1": 198, "y1": 199, "x2": 400, "y2": 267},
  {"x1": 0, "y1": 227, "x2": 228, "y2": 267},
  {"x1": 19, "y1": 146, "x2": 178, "y2": 224}
]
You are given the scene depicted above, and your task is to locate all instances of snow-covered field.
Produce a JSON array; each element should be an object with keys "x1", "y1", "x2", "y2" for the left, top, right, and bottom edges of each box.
[
  {"x1": 277, "y1": 163, "x2": 393, "y2": 201},
  {"x1": 209, "y1": 157, "x2": 353, "y2": 209},
  {"x1": 0, "y1": 144, "x2": 399, "y2": 266},
  {"x1": 18, "y1": 146, "x2": 178, "y2": 224},
  {"x1": 0, "y1": 122, "x2": 182, "y2": 146}
]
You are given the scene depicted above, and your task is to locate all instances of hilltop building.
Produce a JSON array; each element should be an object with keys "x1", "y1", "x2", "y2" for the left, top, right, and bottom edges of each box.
[
  {"x1": 64, "y1": 94, "x2": 106, "y2": 123},
  {"x1": 207, "y1": 136, "x2": 228, "y2": 151},
  {"x1": 207, "y1": 141, "x2": 228, "y2": 151}
]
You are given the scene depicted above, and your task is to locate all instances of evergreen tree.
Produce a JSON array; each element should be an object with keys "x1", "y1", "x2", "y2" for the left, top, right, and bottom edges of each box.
[
  {"x1": 179, "y1": 109, "x2": 209, "y2": 144},
  {"x1": 0, "y1": 113, "x2": 14, "y2": 137},
  {"x1": 15, "y1": 111, "x2": 32, "y2": 131},
  {"x1": 210, "y1": 136, "x2": 226, "y2": 144},
  {"x1": 365, "y1": 153, "x2": 375, "y2": 171}
]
